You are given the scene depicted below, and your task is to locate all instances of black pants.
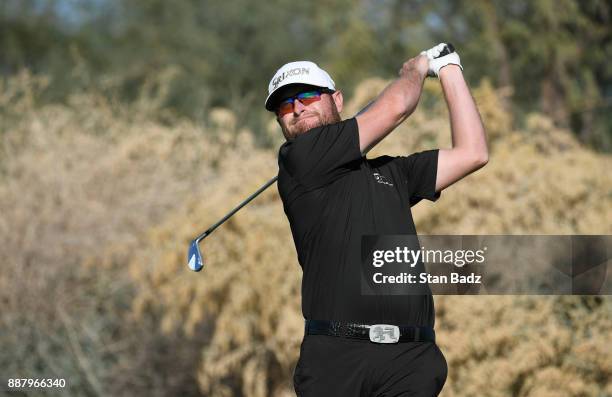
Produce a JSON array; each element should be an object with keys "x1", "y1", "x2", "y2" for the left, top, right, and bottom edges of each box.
[{"x1": 294, "y1": 334, "x2": 448, "y2": 396}]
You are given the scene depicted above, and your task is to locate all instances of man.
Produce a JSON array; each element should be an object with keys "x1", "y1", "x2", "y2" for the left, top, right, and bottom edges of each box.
[{"x1": 265, "y1": 43, "x2": 488, "y2": 396}]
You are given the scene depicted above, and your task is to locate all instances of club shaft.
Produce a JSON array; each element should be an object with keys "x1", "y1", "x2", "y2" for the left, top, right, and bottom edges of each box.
[
  {"x1": 195, "y1": 105, "x2": 367, "y2": 243},
  {"x1": 195, "y1": 175, "x2": 278, "y2": 242}
]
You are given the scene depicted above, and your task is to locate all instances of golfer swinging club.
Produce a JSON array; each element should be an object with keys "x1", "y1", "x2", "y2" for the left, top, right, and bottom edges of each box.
[{"x1": 265, "y1": 43, "x2": 488, "y2": 396}]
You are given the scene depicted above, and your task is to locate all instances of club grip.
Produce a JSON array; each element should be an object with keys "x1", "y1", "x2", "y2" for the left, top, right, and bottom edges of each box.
[{"x1": 437, "y1": 43, "x2": 455, "y2": 58}]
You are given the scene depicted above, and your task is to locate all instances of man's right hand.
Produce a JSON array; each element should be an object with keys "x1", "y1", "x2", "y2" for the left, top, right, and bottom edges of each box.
[{"x1": 398, "y1": 54, "x2": 430, "y2": 81}]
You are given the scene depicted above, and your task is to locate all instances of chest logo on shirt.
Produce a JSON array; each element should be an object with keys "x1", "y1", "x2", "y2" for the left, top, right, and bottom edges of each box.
[{"x1": 373, "y1": 172, "x2": 394, "y2": 187}]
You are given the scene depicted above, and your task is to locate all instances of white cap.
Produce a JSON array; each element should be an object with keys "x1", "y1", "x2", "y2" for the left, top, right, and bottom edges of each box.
[{"x1": 265, "y1": 61, "x2": 335, "y2": 111}]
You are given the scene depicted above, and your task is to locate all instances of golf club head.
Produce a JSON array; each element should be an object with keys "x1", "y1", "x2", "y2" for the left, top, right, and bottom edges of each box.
[{"x1": 188, "y1": 239, "x2": 204, "y2": 272}]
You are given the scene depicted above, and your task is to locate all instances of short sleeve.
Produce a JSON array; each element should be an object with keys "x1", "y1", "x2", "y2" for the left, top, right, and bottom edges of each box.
[
  {"x1": 278, "y1": 118, "x2": 362, "y2": 188},
  {"x1": 394, "y1": 149, "x2": 441, "y2": 206}
]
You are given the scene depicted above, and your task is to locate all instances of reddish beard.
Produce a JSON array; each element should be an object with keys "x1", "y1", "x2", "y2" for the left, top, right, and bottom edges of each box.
[{"x1": 282, "y1": 103, "x2": 341, "y2": 139}]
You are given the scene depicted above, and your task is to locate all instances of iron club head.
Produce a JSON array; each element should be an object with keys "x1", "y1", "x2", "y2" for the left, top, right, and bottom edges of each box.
[
  {"x1": 187, "y1": 239, "x2": 204, "y2": 272},
  {"x1": 186, "y1": 176, "x2": 278, "y2": 273}
]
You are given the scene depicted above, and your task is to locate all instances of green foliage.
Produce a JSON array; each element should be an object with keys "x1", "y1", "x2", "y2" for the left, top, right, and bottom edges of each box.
[
  {"x1": 1, "y1": 0, "x2": 610, "y2": 148},
  {"x1": 431, "y1": 0, "x2": 612, "y2": 149}
]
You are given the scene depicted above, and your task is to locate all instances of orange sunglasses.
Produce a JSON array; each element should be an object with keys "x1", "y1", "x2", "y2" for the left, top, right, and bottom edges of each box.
[{"x1": 276, "y1": 89, "x2": 334, "y2": 116}]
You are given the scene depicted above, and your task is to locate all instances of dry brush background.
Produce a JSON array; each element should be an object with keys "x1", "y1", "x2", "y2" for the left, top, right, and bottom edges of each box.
[{"x1": 1, "y1": 72, "x2": 611, "y2": 396}]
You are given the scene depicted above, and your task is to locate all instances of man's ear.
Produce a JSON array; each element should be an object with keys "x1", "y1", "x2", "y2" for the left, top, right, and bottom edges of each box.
[{"x1": 332, "y1": 90, "x2": 343, "y2": 113}]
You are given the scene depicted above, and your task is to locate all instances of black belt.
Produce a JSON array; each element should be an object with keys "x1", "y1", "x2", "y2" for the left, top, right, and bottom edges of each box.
[{"x1": 305, "y1": 320, "x2": 436, "y2": 343}]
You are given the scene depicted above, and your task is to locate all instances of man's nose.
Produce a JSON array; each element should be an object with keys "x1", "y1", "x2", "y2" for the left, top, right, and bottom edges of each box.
[{"x1": 293, "y1": 99, "x2": 306, "y2": 115}]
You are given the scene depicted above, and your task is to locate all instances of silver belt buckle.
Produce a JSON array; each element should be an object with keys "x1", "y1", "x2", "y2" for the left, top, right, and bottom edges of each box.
[{"x1": 369, "y1": 324, "x2": 400, "y2": 343}]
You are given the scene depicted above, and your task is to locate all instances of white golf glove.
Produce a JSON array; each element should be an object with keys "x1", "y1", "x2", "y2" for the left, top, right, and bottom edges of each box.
[{"x1": 421, "y1": 43, "x2": 462, "y2": 78}]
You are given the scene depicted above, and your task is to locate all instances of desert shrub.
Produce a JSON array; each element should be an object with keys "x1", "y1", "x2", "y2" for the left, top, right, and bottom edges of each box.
[
  {"x1": 0, "y1": 75, "x2": 215, "y2": 396},
  {"x1": 1, "y1": 73, "x2": 610, "y2": 396}
]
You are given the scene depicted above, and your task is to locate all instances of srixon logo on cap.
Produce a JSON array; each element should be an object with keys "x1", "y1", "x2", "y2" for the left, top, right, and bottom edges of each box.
[{"x1": 272, "y1": 67, "x2": 310, "y2": 89}]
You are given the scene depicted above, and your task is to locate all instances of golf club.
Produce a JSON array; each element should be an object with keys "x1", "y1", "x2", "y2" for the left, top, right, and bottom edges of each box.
[
  {"x1": 187, "y1": 43, "x2": 457, "y2": 272},
  {"x1": 187, "y1": 175, "x2": 278, "y2": 272}
]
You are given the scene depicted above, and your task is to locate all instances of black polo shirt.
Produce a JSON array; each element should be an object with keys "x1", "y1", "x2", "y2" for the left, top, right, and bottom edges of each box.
[{"x1": 277, "y1": 117, "x2": 441, "y2": 327}]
